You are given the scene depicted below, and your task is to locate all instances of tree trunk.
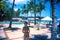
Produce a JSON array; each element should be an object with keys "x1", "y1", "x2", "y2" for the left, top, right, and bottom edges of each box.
[
  {"x1": 9, "y1": 0, "x2": 15, "y2": 28},
  {"x1": 34, "y1": 11, "x2": 36, "y2": 25},
  {"x1": 40, "y1": 11, "x2": 41, "y2": 22},
  {"x1": 51, "y1": 0, "x2": 57, "y2": 40},
  {"x1": 38, "y1": 12, "x2": 41, "y2": 30},
  {"x1": 34, "y1": 0, "x2": 36, "y2": 25}
]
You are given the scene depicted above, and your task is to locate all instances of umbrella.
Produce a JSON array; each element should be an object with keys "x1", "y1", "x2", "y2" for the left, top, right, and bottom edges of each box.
[{"x1": 41, "y1": 16, "x2": 52, "y2": 21}]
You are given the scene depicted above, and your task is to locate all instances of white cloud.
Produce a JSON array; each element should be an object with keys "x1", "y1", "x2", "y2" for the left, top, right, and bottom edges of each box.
[
  {"x1": 14, "y1": 8, "x2": 18, "y2": 11},
  {"x1": 28, "y1": 12, "x2": 32, "y2": 16},
  {"x1": 8, "y1": 0, "x2": 29, "y2": 4}
]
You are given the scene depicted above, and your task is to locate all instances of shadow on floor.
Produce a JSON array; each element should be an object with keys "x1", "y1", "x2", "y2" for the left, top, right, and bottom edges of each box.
[
  {"x1": 4, "y1": 27, "x2": 21, "y2": 31},
  {"x1": 0, "y1": 36, "x2": 7, "y2": 40},
  {"x1": 29, "y1": 35, "x2": 48, "y2": 40},
  {"x1": 29, "y1": 34, "x2": 60, "y2": 40}
]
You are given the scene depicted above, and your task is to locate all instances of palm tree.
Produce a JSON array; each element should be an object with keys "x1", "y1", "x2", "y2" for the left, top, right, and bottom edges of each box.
[
  {"x1": 30, "y1": 0, "x2": 45, "y2": 26},
  {"x1": 50, "y1": 0, "x2": 60, "y2": 40},
  {"x1": 50, "y1": 0, "x2": 57, "y2": 40},
  {"x1": 22, "y1": 4, "x2": 29, "y2": 19},
  {"x1": 15, "y1": 9, "x2": 20, "y2": 17},
  {"x1": 29, "y1": 0, "x2": 37, "y2": 25},
  {"x1": 0, "y1": 0, "x2": 9, "y2": 22},
  {"x1": 0, "y1": 0, "x2": 9, "y2": 14},
  {"x1": 38, "y1": 0, "x2": 45, "y2": 20},
  {"x1": 9, "y1": 0, "x2": 15, "y2": 28},
  {"x1": 37, "y1": 0, "x2": 45, "y2": 30},
  {"x1": 33, "y1": 0, "x2": 36, "y2": 25},
  {"x1": 45, "y1": 0, "x2": 60, "y2": 40}
]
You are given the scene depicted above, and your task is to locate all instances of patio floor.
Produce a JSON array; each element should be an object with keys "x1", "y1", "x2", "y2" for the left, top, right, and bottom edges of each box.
[{"x1": 0, "y1": 27, "x2": 51, "y2": 40}]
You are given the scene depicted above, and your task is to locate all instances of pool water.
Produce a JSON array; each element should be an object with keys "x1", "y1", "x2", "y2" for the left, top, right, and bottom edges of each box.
[
  {"x1": 3, "y1": 21, "x2": 24, "y2": 24},
  {"x1": 2, "y1": 20, "x2": 52, "y2": 24}
]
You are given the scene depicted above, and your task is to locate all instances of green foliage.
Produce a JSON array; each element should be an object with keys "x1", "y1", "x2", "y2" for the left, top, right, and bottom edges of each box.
[
  {"x1": 15, "y1": 9, "x2": 20, "y2": 17},
  {"x1": 0, "y1": 0, "x2": 9, "y2": 21},
  {"x1": 28, "y1": 0, "x2": 45, "y2": 13},
  {"x1": 22, "y1": 4, "x2": 28, "y2": 14},
  {"x1": 0, "y1": 0, "x2": 9, "y2": 9}
]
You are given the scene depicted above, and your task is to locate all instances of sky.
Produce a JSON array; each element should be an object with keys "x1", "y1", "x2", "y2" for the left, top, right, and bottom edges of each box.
[{"x1": 7, "y1": 0, "x2": 60, "y2": 18}]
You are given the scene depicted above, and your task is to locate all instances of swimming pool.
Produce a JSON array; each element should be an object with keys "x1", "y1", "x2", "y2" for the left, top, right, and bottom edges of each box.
[
  {"x1": 2, "y1": 20, "x2": 54, "y2": 24},
  {"x1": 3, "y1": 21, "x2": 24, "y2": 24}
]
